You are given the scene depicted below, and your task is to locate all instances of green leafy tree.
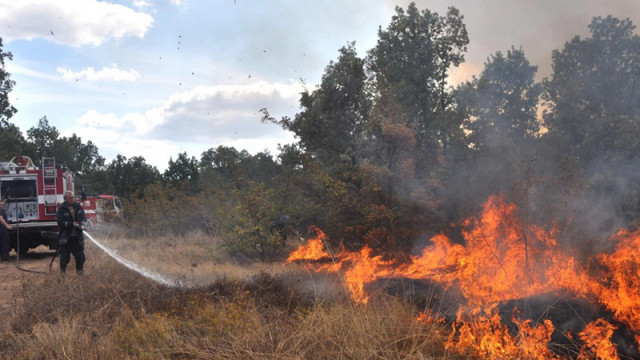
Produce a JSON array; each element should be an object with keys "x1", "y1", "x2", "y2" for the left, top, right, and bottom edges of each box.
[
  {"x1": 261, "y1": 43, "x2": 374, "y2": 248},
  {"x1": 359, "y1": 122, "x2": 430, "y2": 253},
  {"x1": 451, "y1": 47, "x2": 543, "y2": 212},
  {"x1": 0, "y1": 37, "x2": 16, "y2": 126},
  {"x1": 164, "y1": 152, "x2": 199, "y2": 191},
  {"x1": 0, "y1": 37, "x2": 20, "y2": 160},
  {"x1": 54, "y1": 135, "x2": 105, "y2": 193},
  {"x1": 242, "y1": 151, "x2": 279, "y2": 186},
  {"x1": 264, "y1": 42, "x2": 370, "y2": 169},
  {"x1": 52, "y1": 135, "x2": 104, "y2": 172},
  {"x1": 259, "y1": 4, "x2": 471, "y2": 252},
  {"x1": 0, "y1": 121, "x2": 26, "y2": 160},
  {"x1": 542, "y1": 15, "x2": 640, "y2": 228},
  {"x1": 106, "y1": 155, "x2": 161, "y2": 198},
  {"x1": 223, "y1": 182, "x2": 286, "y2": 261},
  {"x1": 26, "y1": 117, "x2": 59, "y2": 162},
  {"x1": 459, "y1": 47, "x2": 542, "y2": 151},
  {"x1": 200, "y1": 145, "x2": 250, "y2": 183},
  {"x1": 543, "y1": 15, "x2": 640, "y2": 163},
  {"x1": 273, "y1": 143, "x2": 322, "y2": 233},
  {"x1": 24, "y1": 118, "x2": 107, "y2": 192},
  {"x1": 450, "y1": 48, "x2": 545, "y2": 276},
  {"x1": 366, "y1": 2, "x2": 469, "y2": 174}
]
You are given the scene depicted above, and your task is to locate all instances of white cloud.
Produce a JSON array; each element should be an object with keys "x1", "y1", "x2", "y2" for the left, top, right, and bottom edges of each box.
[
  {"x1": 67, "y1": 123, "x2": 181, "y2": 170},
  {"x1": 77, "y1": 110, "x2": 132, "y2": 129},
  {"x1": 0, "y1": 0, "x2": 154, "y2": 46},
  {"x1": 57, "y1": 64, "x2": 141, "y2": 82},
  {"x1": 131, "y1": 0, "x2": 152, "y2": 9},
  {"x1": 5, "y1": 62, "x2": 59, "y2": 81},
  {"x1": 69, "y1": 80, "x2": 302, "y2": 170},
  {"x1": 77, "y1": 108, "x2": 161, "y2": 135},
  {"x1": 167, "y1": 81, "x2": 302, "y2": 105}
]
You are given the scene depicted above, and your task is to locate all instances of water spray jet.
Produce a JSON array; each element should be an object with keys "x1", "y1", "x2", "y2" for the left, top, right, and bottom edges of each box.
[{"x1": 83, "y1": 230, "x2": 177, "y2": 287}]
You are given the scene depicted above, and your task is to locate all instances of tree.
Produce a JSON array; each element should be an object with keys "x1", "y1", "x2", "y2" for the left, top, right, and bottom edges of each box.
[
  {"x1": 258, "y1": 4, "x2": 471, "y2": 252},
  {"x1": 541, "y1": 15, "x2": 640, "y2": 238},
  {"x1": 262, "y1": 43, "x2": 379, "y2": 249},
  {"x1": 264, "y1": 42, "x2": 371, "y2": 169},
  {"x1": 164, "y1": 152, "x2": 199, "y2": 189},
  {"x1": 52, "y1": 134, "x2": 104, "y2": 173},
  {"x1": 543, "y1": 15, "x2": 640, "y2": 163},
  {"x1": 366, "y1": 3, "x2": 469, "y2": 174},
  {"x1": 0, "y1": 121, "x2": 26, "y2": 160},
  {"x1": 448, "y1": 48, "x2": 543, "y2": 214},
  {"x1": 106, "y1": 155, "x2": 161, "y2": 198},
  {"x1": 359, "y1": 121, "x2": 430, "y2": 253},
  {"x1": 0, "y1": 37, "x2": 26, "y2": 161},
  {"x1": 223, "y1": 182, "x2": 287, "y2": 261},
  {"x1": 0, "y1": 37, "x2": 16, "y2": 126},
  {"x1": 26, "y1": 117, "x2": 59, "y2": 162},
  {"x1": 459, "y1": 47, "x2": 542, "y2": 151},
  {"x1": 200, "y1": 145, "x2": 249, "y2": 179}
]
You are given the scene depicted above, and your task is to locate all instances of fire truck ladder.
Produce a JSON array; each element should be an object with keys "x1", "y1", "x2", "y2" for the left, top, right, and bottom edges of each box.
[{"x1": 42, "y1": 157, "x2": 58, "y2": 216}]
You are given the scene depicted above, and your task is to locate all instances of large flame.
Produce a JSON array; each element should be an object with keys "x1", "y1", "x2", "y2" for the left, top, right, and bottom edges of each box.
[
  {"x1": 595, "y1": 229, "x2": 640, "y2": 334},
  {"x1": 286, "y1": 226, "x2": 330, "y2": 263},
  {"x1": 446, "y1": 307, "x2": 558, "y2": 360},
  {"x1": 578, "y1": 319, "x2": 619, "y2": 360},
  {"x1": 287, "y1": 194, "x2": 640, "y2": 358}
]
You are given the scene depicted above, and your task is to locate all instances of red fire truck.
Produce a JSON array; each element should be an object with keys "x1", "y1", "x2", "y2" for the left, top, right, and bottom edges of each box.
[
  {"x1": 79, "y1": 193, "x2": 123, "y2": 227},
  {"x1": 0, "y1": 156, "x2": 74, "y2": 254}
]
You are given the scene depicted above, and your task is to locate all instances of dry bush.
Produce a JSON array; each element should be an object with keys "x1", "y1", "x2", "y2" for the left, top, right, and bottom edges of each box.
[{"x1": 205, "y1": 298, "x2": 467, "y2": 360}]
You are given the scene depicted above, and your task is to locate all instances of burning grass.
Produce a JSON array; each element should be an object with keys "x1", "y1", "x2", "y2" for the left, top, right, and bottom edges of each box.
[
  {"x1": 0, "y1": 234, "x2": 469, "y2": 360},
  {"x1": 286, "y1": 194, "x2": 640, "y2": 359}
]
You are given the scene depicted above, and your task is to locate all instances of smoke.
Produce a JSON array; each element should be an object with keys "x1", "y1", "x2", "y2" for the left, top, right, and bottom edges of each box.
[{"x1": 563, "y1": 157, "x2": 640, "y2": 250}]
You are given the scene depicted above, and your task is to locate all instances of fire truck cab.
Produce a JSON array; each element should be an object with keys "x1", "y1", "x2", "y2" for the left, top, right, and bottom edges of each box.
[
  {"x1": 79, "y1": 193, "x2": 123, "y2": 227},
  {"x1": 0, "y1": 156, "x2": 73, "y2": 254}
]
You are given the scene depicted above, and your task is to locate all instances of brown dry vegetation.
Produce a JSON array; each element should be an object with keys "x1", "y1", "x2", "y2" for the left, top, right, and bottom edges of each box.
[{"x1": 0, "y1": 228, "x2": 471, "y2": 360}]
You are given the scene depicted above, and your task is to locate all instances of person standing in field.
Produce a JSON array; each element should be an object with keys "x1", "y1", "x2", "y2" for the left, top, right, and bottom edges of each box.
[
  {"x1": 57, "y1": 191, "x2": 87, "y2": 274},
  {"x1": 0, "y1": 200, "x2": 13, "y2": 261}
]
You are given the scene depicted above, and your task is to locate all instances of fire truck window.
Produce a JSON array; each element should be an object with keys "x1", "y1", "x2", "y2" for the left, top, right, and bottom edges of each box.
[{"x1": 1, "y1": 180, "x2": 37, "y2": 200}]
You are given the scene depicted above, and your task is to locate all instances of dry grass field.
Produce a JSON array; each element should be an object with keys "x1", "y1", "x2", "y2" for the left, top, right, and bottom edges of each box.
[{"x1": 0, "y1": 227, "x2": 470, "y2": 360}]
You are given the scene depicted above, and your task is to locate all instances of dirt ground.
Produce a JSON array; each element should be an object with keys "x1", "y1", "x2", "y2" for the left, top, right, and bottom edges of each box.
[{"x1": 0, "y1": 247, "x2": 58, "y2": 330}]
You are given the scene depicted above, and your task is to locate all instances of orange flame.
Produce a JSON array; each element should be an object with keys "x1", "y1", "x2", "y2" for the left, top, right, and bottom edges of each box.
[
  {"x1": 286, "y1": 226, "x2": 331, "y2": 263},
  {"x1": 396, "y1": 195, "x2": 597, "y2": 306},
  {"x1": 446, "y1": 307, "x2": 558, "y2": 360},
  {"x1": 287, "y1": 194, "x2": 640, "y2": 358},
  {"x1": 577, "y1": 319, "x2": 619, "y2": 360},
  {"x1": 594, "y1": 229, "x2": 640, "y2": 334}
]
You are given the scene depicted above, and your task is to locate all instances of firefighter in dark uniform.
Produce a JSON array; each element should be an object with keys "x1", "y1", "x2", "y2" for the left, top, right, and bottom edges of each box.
[
  {"x1": 57, "y1": 191, "x2": 87, "y2": 274},
  {"x1": 0, "y1": 200, "x2": 13, "y2": 261}
]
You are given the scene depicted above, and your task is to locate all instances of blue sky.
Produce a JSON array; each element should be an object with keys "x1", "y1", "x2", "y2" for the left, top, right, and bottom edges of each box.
[{"x1": 1, "y1": 0, "x2": 639, "y2": 171}]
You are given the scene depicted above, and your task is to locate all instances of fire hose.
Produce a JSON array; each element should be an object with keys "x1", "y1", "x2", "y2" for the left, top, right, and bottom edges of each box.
[
  {"x1": 13, "y1": 222, "x2": 50, "y2": 274},
  {"x1": 11, "y1": 222, "x2": 174, "y2": 286}
]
